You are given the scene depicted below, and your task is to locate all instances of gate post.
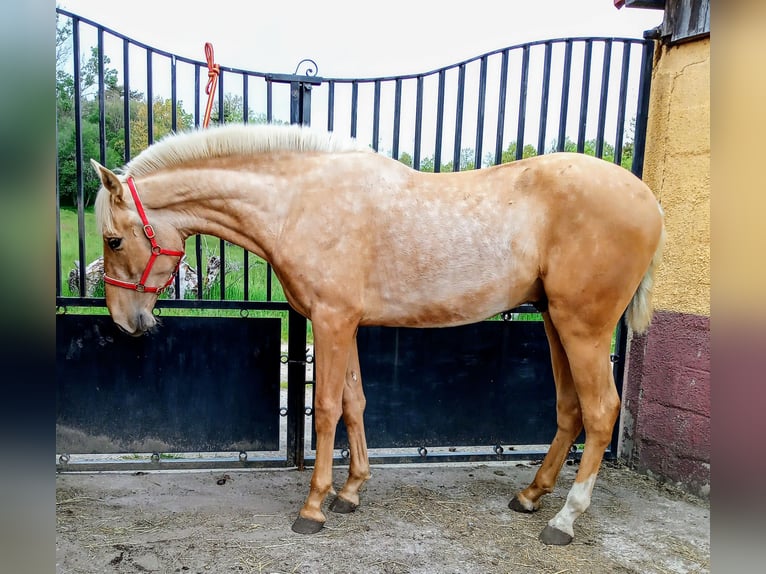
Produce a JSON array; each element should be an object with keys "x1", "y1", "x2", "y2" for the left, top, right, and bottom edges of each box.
[
  {"x1": 275, "y1": 67, "x2": 322, "y2": 468},
  {"x1": 286, "y1": 309, "x2": 308, "y2": 469},
  {"x1": 265, "y1": 67, "x2": 322, "y2": 127}
]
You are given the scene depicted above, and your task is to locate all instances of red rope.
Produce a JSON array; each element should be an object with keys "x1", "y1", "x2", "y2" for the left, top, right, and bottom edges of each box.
[{"x1": 202, "y1": 42, "x2": 220, "y2": 128}]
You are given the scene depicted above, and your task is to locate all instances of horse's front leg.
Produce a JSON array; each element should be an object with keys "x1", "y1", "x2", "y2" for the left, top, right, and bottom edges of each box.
[
  {"x1": 291, "y1": 309, "x2": 358, "y2": 534},
  {"x1": 329, "y1": 335, "x2": 371, "y2": 514}
]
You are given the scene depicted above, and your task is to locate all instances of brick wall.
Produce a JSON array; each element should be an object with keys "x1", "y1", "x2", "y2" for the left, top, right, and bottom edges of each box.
[{"x1": 621, "y1": 311, "x2": 710, "y2": 497}]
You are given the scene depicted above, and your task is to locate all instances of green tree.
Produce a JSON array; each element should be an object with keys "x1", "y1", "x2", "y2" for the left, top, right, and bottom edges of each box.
[
  {"x1": 209, "y1": 93, "x2": 274, "y2": 125},
  {"x1": 56, "y1": 15, "x2": 195, "y2": 207}
]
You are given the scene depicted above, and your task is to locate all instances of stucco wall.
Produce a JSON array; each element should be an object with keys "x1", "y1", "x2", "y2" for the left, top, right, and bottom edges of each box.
[
  {"x1": 620, "y1": 36, "x2": 710, "y2": 498},
  {"x1": 643, "y1": 37, "x2": 710, "y2": 315}
]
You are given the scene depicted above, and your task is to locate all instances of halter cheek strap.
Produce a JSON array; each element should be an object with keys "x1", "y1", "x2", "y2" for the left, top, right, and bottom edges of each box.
[{"x1": 103, "y1": 177, "x2": 185, "y2": 294}]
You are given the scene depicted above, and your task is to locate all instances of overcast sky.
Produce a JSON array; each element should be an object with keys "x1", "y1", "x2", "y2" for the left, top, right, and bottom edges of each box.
[{"x1": 57, "y1": 0, "x2": 663, "y2": 78}]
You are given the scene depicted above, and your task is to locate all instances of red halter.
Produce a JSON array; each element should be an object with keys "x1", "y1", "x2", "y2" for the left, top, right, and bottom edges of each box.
[{"x1": 103, "y1": 177, "x2": 185, "y2": 294}]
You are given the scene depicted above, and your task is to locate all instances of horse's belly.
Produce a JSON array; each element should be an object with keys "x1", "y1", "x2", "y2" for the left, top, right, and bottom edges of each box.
[{"x1": 361, "y1": 270, "x2": 533, "y2": 328}]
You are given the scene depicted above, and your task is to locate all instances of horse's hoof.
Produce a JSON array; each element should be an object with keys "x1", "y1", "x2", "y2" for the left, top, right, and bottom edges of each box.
[
  {"x1": 329, "y1": 496, "x2": 358, "y2": 514},
  {"x1": 291, "y1": 515, "x2": 324, "y2": 534},
  {"x1": 539, "y1": 525, "x2": 573, "y2": 546},
  {"x1": 508, "y1": 496, "x2": 535, "y2": 514}
]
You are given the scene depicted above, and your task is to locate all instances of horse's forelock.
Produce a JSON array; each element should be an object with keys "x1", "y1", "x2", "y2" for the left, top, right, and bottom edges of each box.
[
  {"x1": 94, "y1": 186, "x2": 115, "y2": 236},
  {"x1": 94, "y1": 182, "x2": 133, "y2": 236}
]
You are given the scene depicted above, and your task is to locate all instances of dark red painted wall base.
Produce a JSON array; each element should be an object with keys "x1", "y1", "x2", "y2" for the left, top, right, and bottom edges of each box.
[{"x1": 621, "y1": 310, "x2": 710, "y2": 497}]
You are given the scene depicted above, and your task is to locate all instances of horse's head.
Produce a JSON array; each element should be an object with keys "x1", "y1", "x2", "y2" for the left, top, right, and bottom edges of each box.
[{"x1": 91, "y1": 160, "x2": 185, "y2": 337}]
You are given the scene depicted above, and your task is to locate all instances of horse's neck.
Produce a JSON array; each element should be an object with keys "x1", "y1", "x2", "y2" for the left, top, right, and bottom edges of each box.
[{"x1": 142, "y1": 167, "x2": 286, "y2": 262}]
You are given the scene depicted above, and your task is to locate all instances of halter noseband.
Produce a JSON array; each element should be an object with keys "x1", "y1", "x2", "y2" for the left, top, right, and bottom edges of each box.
[{"x1": 103, "y1": 177, "x2": 185, "y2": 294}]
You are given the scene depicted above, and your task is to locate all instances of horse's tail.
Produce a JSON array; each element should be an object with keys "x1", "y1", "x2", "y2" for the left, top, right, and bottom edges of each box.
[{"x1": 625, "y1": 222, "x2": 666, "y2": 334}]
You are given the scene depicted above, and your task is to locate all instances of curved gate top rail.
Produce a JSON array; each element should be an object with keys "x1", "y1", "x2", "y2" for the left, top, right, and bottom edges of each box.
[{"x1": 58, "y1": 7, "x2": 648, "y2": 82}]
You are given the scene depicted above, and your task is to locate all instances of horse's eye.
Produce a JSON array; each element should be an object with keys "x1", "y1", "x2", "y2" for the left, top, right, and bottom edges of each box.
[{"x1": 107, "y1": 237, "x2": 123, "y2": 251}]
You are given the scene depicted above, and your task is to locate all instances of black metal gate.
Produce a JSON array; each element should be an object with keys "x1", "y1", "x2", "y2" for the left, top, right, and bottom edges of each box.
[{"x1": 55, "y1": 8, "x2": 654, "y2": 471}]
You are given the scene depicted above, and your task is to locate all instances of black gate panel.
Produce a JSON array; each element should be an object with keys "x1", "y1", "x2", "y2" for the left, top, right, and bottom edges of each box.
[
  {"x1": 56, "y1": 315, "x2": 281, "y2": 454},
  {"x1": 331, "y1": 321, "x2": 560, "y2": 449}
]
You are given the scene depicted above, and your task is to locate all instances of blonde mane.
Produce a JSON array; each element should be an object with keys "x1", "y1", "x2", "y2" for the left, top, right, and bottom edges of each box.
[
  {"x1": 125, "y1": 123, "x2": 373, "y2": 179},
  {"x1": 95, "y1": 123, "x2": 372, "y2": 235}
]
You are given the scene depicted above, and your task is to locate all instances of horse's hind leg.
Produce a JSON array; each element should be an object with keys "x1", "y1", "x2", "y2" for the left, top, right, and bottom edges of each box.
[
  {"x1": 329, "y1": 335, "x2": 372, "y2": 514},
  {"x1": 538, "y1": 318, "x2": 620, "y2": 545},
  {"x1": 510, "y1": 311, "x2": 583, "y2": 515}
]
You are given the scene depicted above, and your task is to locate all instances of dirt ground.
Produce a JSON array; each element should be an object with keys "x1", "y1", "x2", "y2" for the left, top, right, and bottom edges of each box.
[{"x1": 56, "y1": 459, "x2": 709, "y2": 574}]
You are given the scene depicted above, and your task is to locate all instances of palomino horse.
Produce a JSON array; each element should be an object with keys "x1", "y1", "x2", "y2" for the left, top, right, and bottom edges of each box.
[{"x1": 91, "y1": 123, "x2": 664, "y2": 545}]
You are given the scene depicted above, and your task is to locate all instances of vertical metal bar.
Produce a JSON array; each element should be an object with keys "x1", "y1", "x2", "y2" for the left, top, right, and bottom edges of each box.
[
  {"x1": 194, "y1": 64, "x2": 201, "y2": 128},
  {"x1": 146, "y1": 49, "x2": 153, "y2": 145},
  {"x1": 434, "y1": 69, "x2": 445, "y2": 172},
  {"x1": 286, "y1": 309, "x2": 308, "y2": 469},
  {"x1": 97, "y1": 28, "x2": 106, "y2": 164},
  {"x1": 123, "y1": 38, "x2": 131, "y2": 162},
  {"x1": 217, "y1": 68, "x2": 227, "y2": 294},
  {"x1": 372, "y1": 80, "x2": 381, "y2": 151},
  {"x1": 557, "y1": 40, "x2": 573, "y2": 152},
  {"x1": 537, "y1": 42, "x2": 552, "y2": 156},
  {"x1": 453, "y1": 64, "x2": 466, "y2": 171},
  {"x1": 614, "y1": 41, "x2": 632, "y2": 166},
  {"x1": 515, "y1": 45, "x2": 529, "y2": 160},
  {"x1": 242, "y1": 74, "x2": 250, "y2": 299},
  {"x1": 577, "y1": 40, "x2": 593, "y2": 154},
  {"x1": 266, "y1": 78, "x2": 273, "y2": 122},
  {"x1": 350, "y1": 81, "x2": 358, "y2": 137},
  {"x1": 218, "y1": 238, "x2": 226, "y2": 300},
  {"x1": 72, "y1": 18, "x2": 86, "y2": 297},
  {"x1": 596, "y1": 39, "x2": 613, "y2": 158},
  {"x1": 217, "y1": 69, "x2": 225, "y2": 124},
  {"x1": 171, "y1": 53, "x2": 181, "y2": 299},
  {"x1": 286, "y1": 104, "x2": 308, "y2": 469},
  {"x1": 289, "y1": 81, "x2": 300, "y2": 125},
  {"x1": 413, "y1": 76, "x2": 423, "y2": 170},
  {"x1": 242, "y1": 74, "x2": 249, "y2": 124},
  {"x1": 327, "y1": 80, "x2": 335, "y2": 130},
  {"x1": 494, "y1": 49, "x2": 509, "y2": 165},
  {"x1": 56, "y1": 115, "x2": 62, "y2": 296},
  {"x1": 474, "y1": 56, "x2": 488, "y2": 169},
  {"x1": 195, "y1": 236, "x2": 203, "y2": 300},
  {"x1": 611, "y1": 317, "x2": 629, "y2": 458},
  {"x1": 392, "y1": 78, "x2": 402, "y2": 159},
  {"x1": 300, "y1": 83, "x2": 311, "y2": 126},
  {"x1": 170, "y1": 55, "x2": 177, "y2": 131},
  {"x1": 632, "y1": 36, "x2": 655, "y2": 178}
]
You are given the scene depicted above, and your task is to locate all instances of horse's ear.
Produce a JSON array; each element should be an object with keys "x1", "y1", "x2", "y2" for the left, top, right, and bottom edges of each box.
[{"x1": 90, "y1": 159, "x2": 124, "y2": 203}]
